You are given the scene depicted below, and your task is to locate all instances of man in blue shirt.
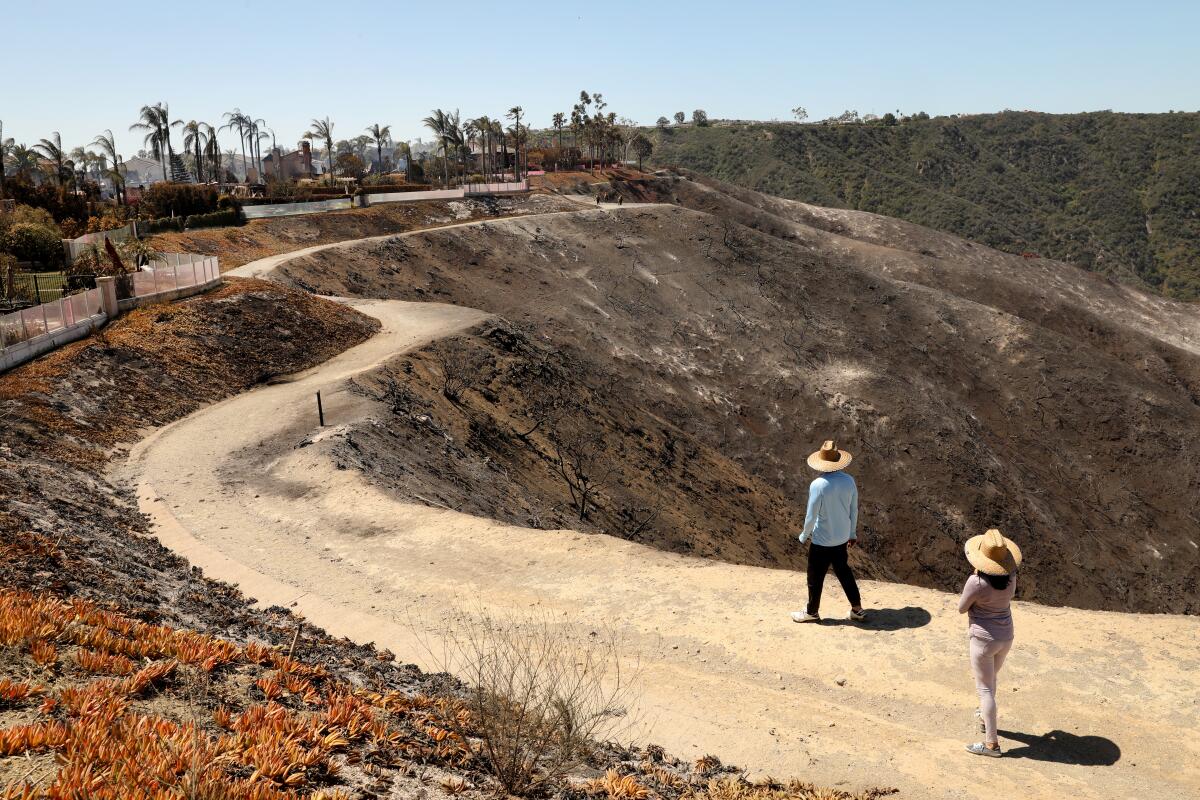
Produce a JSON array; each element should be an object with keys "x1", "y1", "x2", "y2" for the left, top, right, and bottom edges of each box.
[{"x1": 792, "y1": 440, "x2": 866, "y2": 623}]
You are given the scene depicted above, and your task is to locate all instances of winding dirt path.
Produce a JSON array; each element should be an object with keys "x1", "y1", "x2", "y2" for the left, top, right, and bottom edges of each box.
[{"x1": 119, "y1": 218, "x2": 1200, "y2": 800}]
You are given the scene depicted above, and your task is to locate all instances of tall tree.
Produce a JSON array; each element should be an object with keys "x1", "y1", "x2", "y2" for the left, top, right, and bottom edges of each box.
[
  {"x1": 251, "y1": 118, "x2": 267, "y2": 181},
  {"x1": 422, "y1": 109, "x2": 452, "y2": 187},
  {"x1": 366, "y1": 123, "x2": 391, "y2": 174},
  {"x1": 221, "y1": 109, "x2": 250, "y2": 182},
  {"x1": 673, "y1": 111, "x2": 685, "y2": 125},
  {"x1": 200, "y1": 122, "x2": 219, "y2": 183},
  {"x1": 92, "y1": 129, "x2": 125, "y2": 204},
  {"x1": 506, "y1": 106, "x2": 523, "y2": 180},
  {"x1": 131, "y1": 103, "x2": 172, "y2": 182},
  {"x1": 631, "y1": 134, "x2": 653, "y2": 171},
  {"x1": 33, "y1": 132, "x2": 67, "y2": 187},
  {"x1": 7, "y1": 144, "x2": 38, "y2": 179},
  {"x1": 305, "y1": 117, "x2": 336, "y2": 185},
  {"x1": 0, "y1": 120, "x2": 9, "y2": 198},
  {"x1": 180, "y1": 120, "x2": 206, "y2": 181}
]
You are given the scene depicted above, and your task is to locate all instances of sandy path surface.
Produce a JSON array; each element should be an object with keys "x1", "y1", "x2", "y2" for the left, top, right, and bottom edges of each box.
[{"x1": 121, "y1": 219, "x2": 1200, "y2": 800}]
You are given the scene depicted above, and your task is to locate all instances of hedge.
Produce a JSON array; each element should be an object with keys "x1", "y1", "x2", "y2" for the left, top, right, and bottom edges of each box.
[
  {"x1": 356, "y1": 184, "x2": 434, "y2": 196},
  {"x1": 184, "y1": 209, "x2": 243, "y2": 229},
  {"x1": 140, "y1": 217, "x2": 185, "y2": 235}
]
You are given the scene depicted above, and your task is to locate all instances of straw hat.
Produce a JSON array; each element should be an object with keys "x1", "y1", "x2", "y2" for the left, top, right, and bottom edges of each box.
[
  {"x1": 965, "y1": 529, "x2": 1022, "y2": 576},
  {"x1": 807, "y1": 440, "x2": 852, "y2": 472}
]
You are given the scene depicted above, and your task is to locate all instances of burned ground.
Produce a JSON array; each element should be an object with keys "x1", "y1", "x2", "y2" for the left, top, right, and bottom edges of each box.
[{"x1": 277, "y1": 189, "x2": 1200, "y2": 614}]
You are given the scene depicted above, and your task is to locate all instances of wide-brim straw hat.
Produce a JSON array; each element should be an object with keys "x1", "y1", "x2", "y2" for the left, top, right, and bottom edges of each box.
[
  {"x1": 807, "y1": 440, "x2": 852, "y2": 472},
  {"x1": 965, "y1": 529, "x2": 1022, "y2": 576}
]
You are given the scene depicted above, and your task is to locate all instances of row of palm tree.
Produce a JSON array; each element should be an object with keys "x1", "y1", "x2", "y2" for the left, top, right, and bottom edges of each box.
[
  {"x1": 420, "y1": 105, "x2": 528, "y2": 189},
  {"x1": 2, "y1": 100, "x2": 544, "y2": 201}
]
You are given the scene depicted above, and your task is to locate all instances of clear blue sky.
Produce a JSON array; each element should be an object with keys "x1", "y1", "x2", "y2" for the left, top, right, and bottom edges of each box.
[{"x1": 3, "y1": 0, "x2": 1197, "y2": 158}]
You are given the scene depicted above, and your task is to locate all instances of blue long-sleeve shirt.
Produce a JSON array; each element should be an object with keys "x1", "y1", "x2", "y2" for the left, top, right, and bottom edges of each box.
[{"x1": 798, "y1": 470, "x2": 858, "y2": 546}]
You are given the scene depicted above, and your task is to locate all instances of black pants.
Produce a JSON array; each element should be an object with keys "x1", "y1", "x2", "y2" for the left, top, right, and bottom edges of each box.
[{"x1": 806, "y1": 542, "x2": 861, "y2": 615}]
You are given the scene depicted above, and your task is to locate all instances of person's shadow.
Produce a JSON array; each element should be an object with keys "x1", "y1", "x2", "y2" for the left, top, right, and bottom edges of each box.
[
  {"x1": 823, "y1": 606, "x2": 932, "y2": 630},
  {"x1": 999, "y1": 729, "x2": 1121, "y2": 766}
]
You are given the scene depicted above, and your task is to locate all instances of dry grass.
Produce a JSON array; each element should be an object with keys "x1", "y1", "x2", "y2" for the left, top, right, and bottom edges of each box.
[
  {"x1": 419, "y1": 609, "x2": 637, "y2": 796},
  {"x1": 0, "y1": 589, "x2": 472, "y2": 798}
]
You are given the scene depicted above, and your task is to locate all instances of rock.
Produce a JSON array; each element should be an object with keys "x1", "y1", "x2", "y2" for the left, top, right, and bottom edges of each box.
[{"x1": 836, "y1": 677, "x2": 847, "y2": 687}]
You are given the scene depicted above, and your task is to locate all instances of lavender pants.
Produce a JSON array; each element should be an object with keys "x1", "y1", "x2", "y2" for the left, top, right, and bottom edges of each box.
[{"x1": 970, "y1": 636, "x2": 1013, "y2": 744}]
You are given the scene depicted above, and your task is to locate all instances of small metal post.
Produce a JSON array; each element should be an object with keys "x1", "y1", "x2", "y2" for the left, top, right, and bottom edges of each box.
[
  {"x1": 316, "y1": 391, "x2": 325, "y2": 426},
  {"x1": 153, "y1": 264, "x2": 159, "y2": 294}
]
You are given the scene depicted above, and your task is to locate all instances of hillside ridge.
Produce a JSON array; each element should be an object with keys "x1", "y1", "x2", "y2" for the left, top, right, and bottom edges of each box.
[{"x1": 648, "y1": 111, "x2": 1200, "y2": 298}]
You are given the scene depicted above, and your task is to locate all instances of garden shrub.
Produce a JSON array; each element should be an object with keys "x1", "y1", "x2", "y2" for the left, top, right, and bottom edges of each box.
[
  {"x1": 1, "y1": 222, "x2": 65, "y2": 267},
  {"x1": 0, "y1": 204, "x2": 61, "y2": 237}
]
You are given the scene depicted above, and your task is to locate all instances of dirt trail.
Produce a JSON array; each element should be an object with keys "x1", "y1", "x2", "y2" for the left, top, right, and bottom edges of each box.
[{"x1": 121, "y1": 216, "x2": 1200, "y2": 800}]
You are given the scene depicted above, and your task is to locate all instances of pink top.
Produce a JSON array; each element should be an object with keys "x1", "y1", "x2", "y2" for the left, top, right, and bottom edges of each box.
[{"x1": 957, "y1": 573, "x2": 1016, "y2": 642}]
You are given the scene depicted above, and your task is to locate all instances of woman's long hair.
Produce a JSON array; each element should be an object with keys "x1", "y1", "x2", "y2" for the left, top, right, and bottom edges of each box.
[{"x1": 978, "y1": 570, "x2": 1013, "y2": 590}]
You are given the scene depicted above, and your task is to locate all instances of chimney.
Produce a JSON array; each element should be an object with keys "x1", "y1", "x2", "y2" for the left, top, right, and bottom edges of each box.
[{"x1": 301, "y1": 140, "x2": 313, "y2": 176}]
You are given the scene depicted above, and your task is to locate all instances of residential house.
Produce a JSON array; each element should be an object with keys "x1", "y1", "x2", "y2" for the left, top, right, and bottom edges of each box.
[{"x1": 262, "y1": 141, "x2": 316, "y2": 181}]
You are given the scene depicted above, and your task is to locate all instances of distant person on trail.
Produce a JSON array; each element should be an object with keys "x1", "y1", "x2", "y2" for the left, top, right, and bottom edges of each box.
[
  {"x1": 791, "y1": 440, "x2": 866, "y2": 624},
  {"x1": 617, "y1": 195, "x2": 624, "y2": 205},
  {"x1": 959, "y1": 528, "x2": 1021, "y2": 758}
]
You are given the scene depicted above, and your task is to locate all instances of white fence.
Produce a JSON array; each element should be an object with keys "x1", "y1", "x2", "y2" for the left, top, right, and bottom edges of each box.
[
  {"x1": 1, "y1": 254, "x2": 221, "y2": 372},
  {"x1": 243, "y1": 198, "x2": 354, "y2": 219},
  {"x1": 0, "y1": 288, "x2": 103, "y2": 351},
  {"x1": 63, "y1": 224, "x2": 135, "y2": 262},
  {"x1": 127, "y1": 254, "x2": 221, "y2": 301},
  {"x1": 464, "y1": 180, "x2": 529, "y2": 195},
  {"x1": 366, "y1": 188, "x2": 465, "y2": 204}
]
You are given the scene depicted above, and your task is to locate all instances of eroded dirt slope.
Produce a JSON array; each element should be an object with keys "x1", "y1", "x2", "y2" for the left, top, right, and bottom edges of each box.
[{"x1": 276, "y1": 199, "x2": 1200, "y2": 614}]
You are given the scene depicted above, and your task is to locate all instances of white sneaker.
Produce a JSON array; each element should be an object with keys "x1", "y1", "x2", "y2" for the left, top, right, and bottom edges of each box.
[{"x1": 791, "y1": 611, "x2": 821, "y2": 623}]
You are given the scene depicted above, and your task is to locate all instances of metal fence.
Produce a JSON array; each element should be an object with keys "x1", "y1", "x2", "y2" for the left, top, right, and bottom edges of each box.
[
  {"x1": 0, "y1": 255, "x2": 219, "y2": 355},
  {"x1": 2, "y1": 272, "x2": 97, "y2": 307}
]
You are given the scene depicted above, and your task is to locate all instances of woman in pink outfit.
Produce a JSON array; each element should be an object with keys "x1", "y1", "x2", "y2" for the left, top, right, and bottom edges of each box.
[{"x1": 958, "y1": 528, "x2": 1022, "y2": 758}]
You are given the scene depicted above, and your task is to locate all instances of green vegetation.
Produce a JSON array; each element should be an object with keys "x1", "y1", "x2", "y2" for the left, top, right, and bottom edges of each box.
[{"x1": 650, "y1": 111, "x2": 1200, "y2": 299}]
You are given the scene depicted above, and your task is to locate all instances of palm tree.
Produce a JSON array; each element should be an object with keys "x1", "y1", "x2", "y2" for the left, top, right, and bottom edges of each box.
[
  {"x1": 366, "y1": 123, "x2": 390, "y2": 174},
  {"x1": 422, "y1": 109, "x2": 451, "y2": 188},
  {"x1": 552, "y1": 112, "x2": 565, "y2": 171},
  {"x1": 91, "y1": 129, "x2": 125, "y2": 204},
  {"x1": 199, "y1": 123, "x2": 220, "y2": 184},
  {"x1": 250, "y1": 117, "x2": 267, "y2": 181},
  {"x1": 221, "y1": 109, "x2": 250, "y2": 182},
  {"x1": 180, "y1": 121, "x2": 206, "y2": 182},
  {"x1": 200, "y1": 123, "x2": 219, "y2": 183},
  {"x1": 34, "y1": 132, "x2": 67, "y2": 187},
  {"x1": 0, "y1": 120, "x2": 10, "y2": 198},
  {"x1": 131, "y1": 103, "x2": 173, "y2": 182},
  {"x1": 7, "y1": 144, "x2": 38, "y2": 180},
  {"x1": 69, "y1": 147, "x2": 95, "y2": 187},
  {"x1": 506, "y1": 106, "x2": 523, "y2": 180},
  {"x1": 395, "y1": 141, "x2": 412, "y2": 182},
  {"x1": 305, "y1": 117, "x2": 335, "y2": 185}
]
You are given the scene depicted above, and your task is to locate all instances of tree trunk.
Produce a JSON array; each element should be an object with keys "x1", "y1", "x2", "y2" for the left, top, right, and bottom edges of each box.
[{"x1": 239, "y1": 134, "x2": 248, "y2": 183}]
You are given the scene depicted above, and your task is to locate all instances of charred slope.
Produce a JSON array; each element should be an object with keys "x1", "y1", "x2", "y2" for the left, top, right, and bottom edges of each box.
[
  {"x1": 332, "y1": 318, "x2": 896, "y2": 578},
  {"x1": 277, "y1": 199, "x2": 1200, "y2": 613}
]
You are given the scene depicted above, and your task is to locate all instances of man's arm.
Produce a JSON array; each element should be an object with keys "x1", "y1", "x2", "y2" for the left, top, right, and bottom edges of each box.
[
  {"x1": 848, "y1": 478, "x2": 859, "y2": 542},
  {"x1": 799, "y1": 480, "x2": 821, "y2": 543}
]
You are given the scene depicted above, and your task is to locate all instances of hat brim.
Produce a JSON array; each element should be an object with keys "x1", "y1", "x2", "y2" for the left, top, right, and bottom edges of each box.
[
  {"x1": 964, "y1": 534, "x2": 1023, "y2": 576},
  {"x1": 807, "y1": 449, "x2": 853, "y2": 472}
]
